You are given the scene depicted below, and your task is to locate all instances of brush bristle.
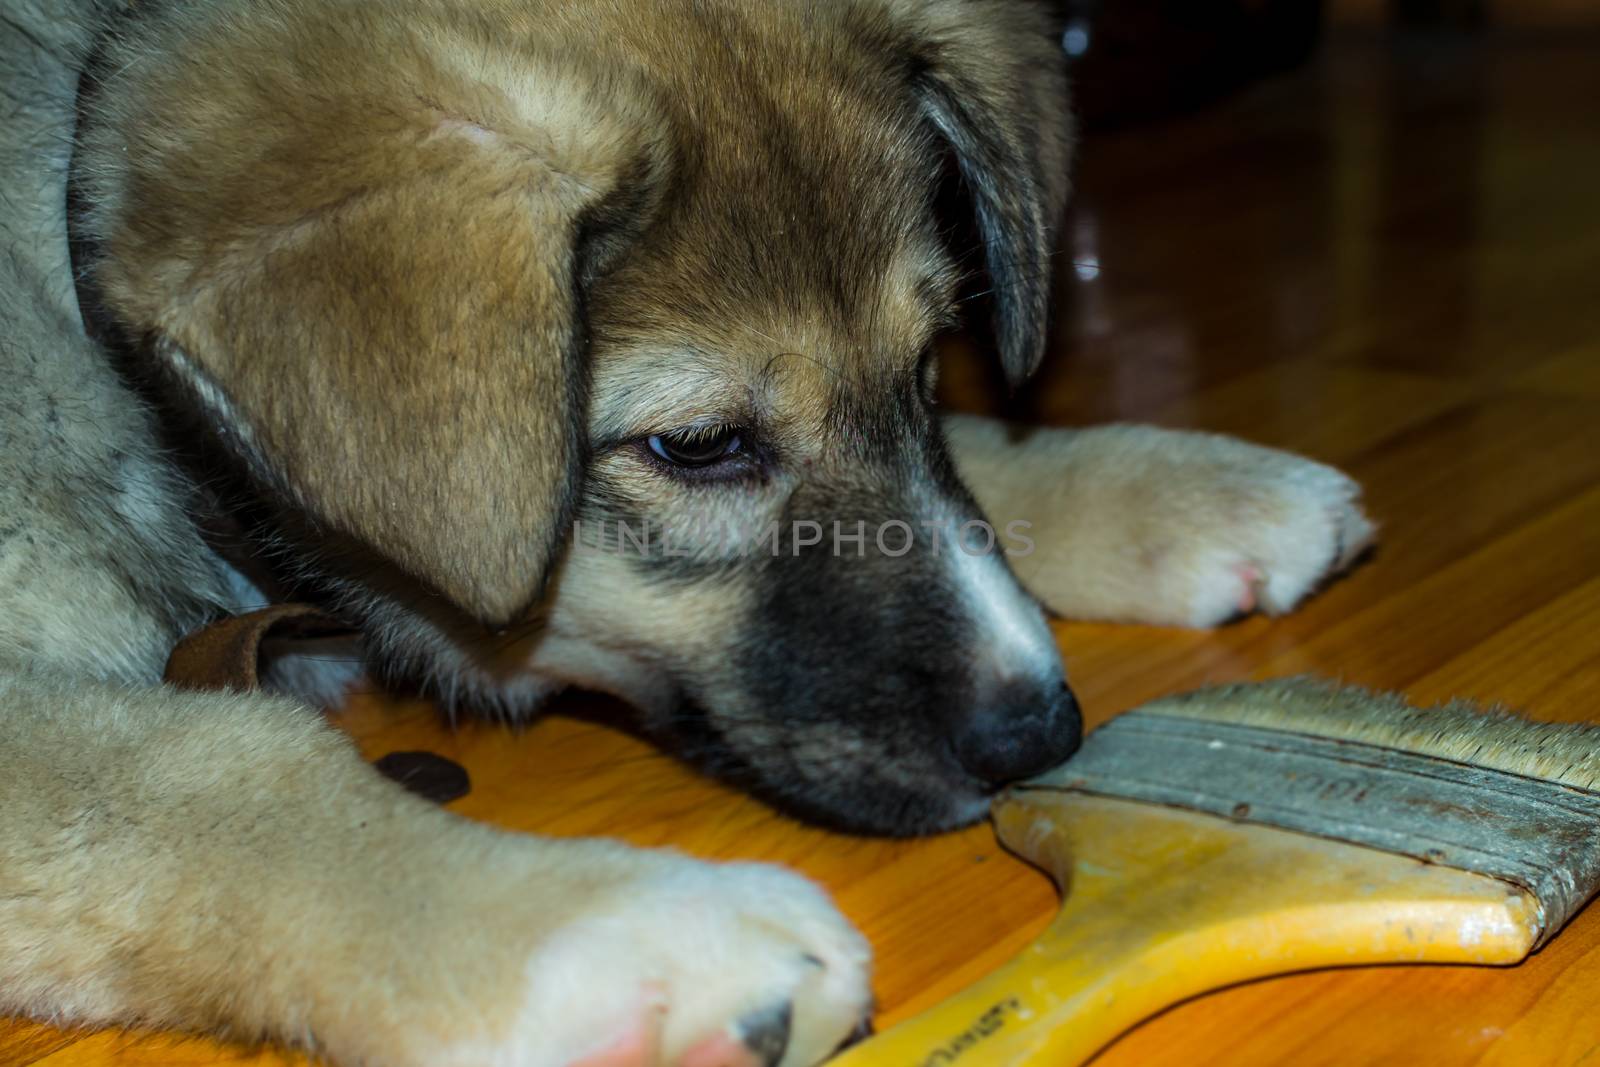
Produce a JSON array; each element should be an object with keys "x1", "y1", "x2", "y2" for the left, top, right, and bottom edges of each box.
[{"x1": 1145, "y1": 677, "x2": 1600, "y2": 793}]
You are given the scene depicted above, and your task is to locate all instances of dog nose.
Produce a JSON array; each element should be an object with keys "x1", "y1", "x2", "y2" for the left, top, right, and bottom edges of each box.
[{"x1": 953, "y1": 681, "x2": 1082, "y2": 788}]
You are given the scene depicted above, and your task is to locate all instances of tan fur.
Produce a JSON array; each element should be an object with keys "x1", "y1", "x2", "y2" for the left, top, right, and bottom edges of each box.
[
  {"x1": 0, "y1": 0, "x2": 1373, "y2": 1062},
  {"x1": 80, "y1": 0, "x2": 674, "y2": 624},
  {"x1": 78, "y1": 0, "x2": 1071, "y2": 632},
  {"x1": 0, "y1": 672, "x2": 869, "y2": 1066}
]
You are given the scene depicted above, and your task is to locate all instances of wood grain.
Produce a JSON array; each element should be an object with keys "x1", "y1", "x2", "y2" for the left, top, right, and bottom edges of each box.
[{"x1": 7, "y1": 28, "x2": 1599, "y2": 1067}]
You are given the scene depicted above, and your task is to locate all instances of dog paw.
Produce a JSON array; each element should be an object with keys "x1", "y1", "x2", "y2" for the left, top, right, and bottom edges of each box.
[
  {"x1": 1114, "y1": 433, "x2": 1375, "y2": 627},
  {"x1": 1161, "y1": 446, "x2": 1374, "y2": 627},
  {"x1": 437, "y1": 858, "x2": 872, "y2": 1067},
  {"x1": 1008, "y1": 426, "x2": 1375, "y2": 627}
]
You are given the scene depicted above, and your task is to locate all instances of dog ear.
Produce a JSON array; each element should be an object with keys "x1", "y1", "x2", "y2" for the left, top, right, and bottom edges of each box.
[
  {"x1": 83, "y1": 15, "x2": 664, "y2": 626},
  {"x1": 906, "y1": 2, "x2": 1073, "y2": 386}
]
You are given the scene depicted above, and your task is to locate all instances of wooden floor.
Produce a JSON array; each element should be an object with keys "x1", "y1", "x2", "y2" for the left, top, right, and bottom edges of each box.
[{"x1": 8, "y1": 27, "x2": 1600, "y2": 1067}]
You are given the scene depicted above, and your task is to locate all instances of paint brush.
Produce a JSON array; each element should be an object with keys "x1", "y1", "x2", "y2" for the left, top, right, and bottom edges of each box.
[{"x1": 828, "y1": 678, "x2": 1600, "y2": 1065}]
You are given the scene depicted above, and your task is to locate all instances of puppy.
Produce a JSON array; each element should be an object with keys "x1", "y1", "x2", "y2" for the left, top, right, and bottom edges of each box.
[{"x1": 0, "y1": 0, "x2": 1374, "y2": 1063}]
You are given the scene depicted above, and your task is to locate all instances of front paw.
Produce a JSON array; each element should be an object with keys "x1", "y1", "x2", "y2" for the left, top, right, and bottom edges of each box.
[
  {"x1": 416, "y1": 850, "x2": 872, "y2": 1067},
  {"x1": 1165, "y1": 441, "x2": 1371, "y2": 626},
  {"x1": 1013, "y1": 426, "x2": 1376, "y2": 627}
]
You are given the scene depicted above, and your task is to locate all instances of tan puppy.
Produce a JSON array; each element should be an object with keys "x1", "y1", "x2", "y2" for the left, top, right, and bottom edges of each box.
[{"x1": 0, "y1": 0, "x2": 1373, "y2": 1063}]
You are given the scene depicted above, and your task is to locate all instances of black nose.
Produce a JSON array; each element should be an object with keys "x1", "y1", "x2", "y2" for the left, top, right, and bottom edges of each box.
[{"x1": 953, "y1": 681, "x2": 1082, "y2": 787}]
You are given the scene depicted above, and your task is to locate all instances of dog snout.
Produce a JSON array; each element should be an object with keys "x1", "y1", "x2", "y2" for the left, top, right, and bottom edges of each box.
[{"x1": 952, "y1": 679, "x2": 1082, "y2": 788}]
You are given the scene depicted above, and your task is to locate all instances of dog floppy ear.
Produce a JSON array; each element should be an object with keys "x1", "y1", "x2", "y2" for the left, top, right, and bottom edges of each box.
[
  {"x1": 905, "y1": 1, "x2": 1073, "y2": 385},
  {"x1": 82, "y1": 9, "x2": 664, "y2": 626}
]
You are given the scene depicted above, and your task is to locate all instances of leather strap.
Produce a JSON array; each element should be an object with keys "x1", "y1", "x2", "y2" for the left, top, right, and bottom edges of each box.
[
  {"x1": 163, "y1": 603, "x2": 353, "y2": 692},
  {"x1": 163, "y1": 604, "x2": 472, "y2": 803}
]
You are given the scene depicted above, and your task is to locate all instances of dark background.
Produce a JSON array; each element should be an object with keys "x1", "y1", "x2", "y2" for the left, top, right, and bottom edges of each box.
[{"x1": 1062, "y1": 0, "x2": 1599, "y2": 132}]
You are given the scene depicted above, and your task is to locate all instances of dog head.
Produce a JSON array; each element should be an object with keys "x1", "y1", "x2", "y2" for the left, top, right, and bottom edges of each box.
[{"x1": 81, "y1": 0, "x2": 1078, "y2": 833}]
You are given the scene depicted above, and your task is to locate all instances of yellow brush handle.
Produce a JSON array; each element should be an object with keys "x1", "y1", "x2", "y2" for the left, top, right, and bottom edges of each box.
[{"x1": 831, "y1": 794, "x2": 1539, "y2": 1067}]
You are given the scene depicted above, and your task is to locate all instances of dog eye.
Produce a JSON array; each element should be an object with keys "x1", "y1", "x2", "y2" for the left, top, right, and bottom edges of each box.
[{"x1": 647, "y1": 425, "x2": 743, "y2": 468}]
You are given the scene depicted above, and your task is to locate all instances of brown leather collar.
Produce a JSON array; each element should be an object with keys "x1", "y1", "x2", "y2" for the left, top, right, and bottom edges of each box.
[{"x1": 163, "y1": 604, "x2": 354, "y2": 692}]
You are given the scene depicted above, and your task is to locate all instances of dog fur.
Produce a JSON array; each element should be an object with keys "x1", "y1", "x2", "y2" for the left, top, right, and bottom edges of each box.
[{"x1": 0, "y1": 0, "x2": 1374, "y2": 1063}]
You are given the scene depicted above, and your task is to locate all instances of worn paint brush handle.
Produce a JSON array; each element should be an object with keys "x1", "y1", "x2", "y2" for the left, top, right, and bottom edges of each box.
[{"x1": 829, "y1": 793, "x2": 1537, "y2": 1067}]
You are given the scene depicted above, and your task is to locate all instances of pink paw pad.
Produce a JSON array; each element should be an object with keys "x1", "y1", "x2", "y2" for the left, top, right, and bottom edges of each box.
[
  {"x1": 567, "y1": 1026, "x2": 767, "y2": 1067},
  {"x1": 567, "y1": 989, "x2": 666, "y2": 1067},
  {"x1": 681, "y1": 1032, "x2": 769, "y2": 1067},
  {"x1": 1235, "y1": 564, "x2": 1264, "y2": 614},
  {"x1": 565, "y1": 995, "x2": 786, "y2": 1067},
  {"x1": 568, "y1": 1020, "x2": 660, "y2": 1067}
]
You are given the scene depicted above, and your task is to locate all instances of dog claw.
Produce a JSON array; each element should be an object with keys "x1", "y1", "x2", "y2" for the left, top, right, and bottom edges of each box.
[
  {"x1": 676, "y1": 1002, "x2": 791, "y2": 1067},
  {"x1": 734, "y1": 1001, "x2": 792, "y2": 1065}
]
